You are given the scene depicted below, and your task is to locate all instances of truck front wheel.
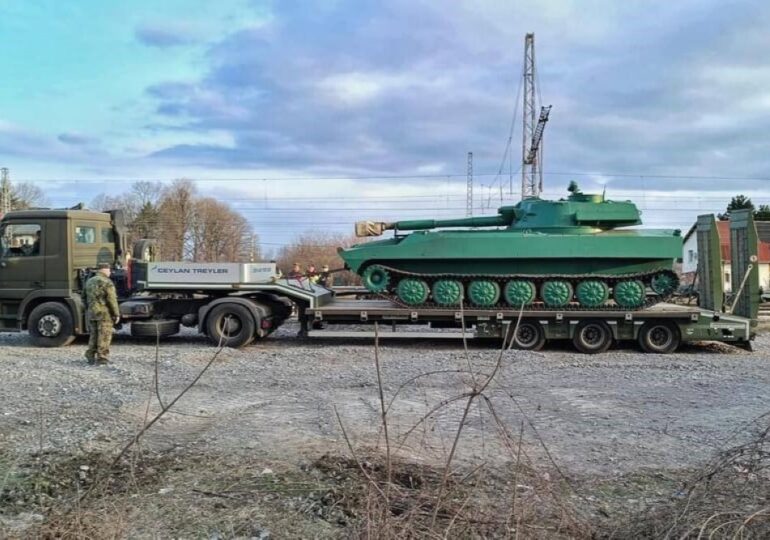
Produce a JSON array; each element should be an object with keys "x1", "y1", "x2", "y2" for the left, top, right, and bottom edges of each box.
[
  {"x1": 28, "y1": 302, "x2": 76, "y2": 347},
  {"x1": 205, "y1": 304, "x2": 256, "y2": 348}
]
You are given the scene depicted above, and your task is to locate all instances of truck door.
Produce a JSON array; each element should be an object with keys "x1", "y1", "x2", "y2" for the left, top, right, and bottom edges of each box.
[{"x1": 0, "y1": 221, "x2": 45, "y2": 329}]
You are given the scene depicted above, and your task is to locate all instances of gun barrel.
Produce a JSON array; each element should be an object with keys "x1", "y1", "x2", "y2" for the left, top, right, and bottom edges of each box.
[
  {"x1": 390, "y1": 215, "x2": 508, "y2": 230},
  {"x1": 355, "y1": 207, "x2": 517, "y2": 237}
]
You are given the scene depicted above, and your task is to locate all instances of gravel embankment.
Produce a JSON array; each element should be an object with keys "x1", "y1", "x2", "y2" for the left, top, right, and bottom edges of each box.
[{"x1": 1, "y1": 322, "x2": 768, "y2": 477}]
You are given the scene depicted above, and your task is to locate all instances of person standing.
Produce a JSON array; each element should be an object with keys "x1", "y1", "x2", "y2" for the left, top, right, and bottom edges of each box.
[
  {"x1": 84, "y1": 263, "x2": 120, "y2": 365},
  {"x1": 307, "y1": 264, "x2": 319, "y2": 284},
  {"x1": 319, "y1": 264, "x2": 331, "y2": 288}
]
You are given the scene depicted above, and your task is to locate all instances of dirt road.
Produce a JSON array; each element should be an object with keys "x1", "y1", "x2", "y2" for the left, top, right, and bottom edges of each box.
[{"x1": 1, "y1": 324, "x2": 768, "y2": 537}]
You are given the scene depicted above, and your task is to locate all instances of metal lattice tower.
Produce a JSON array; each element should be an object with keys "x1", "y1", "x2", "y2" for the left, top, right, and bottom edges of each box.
[
  {"x1": 0, "y1": 168, "x2": 10, "y2": 216},
  {"x1": 466, "y1": 152, "x2": 473, "y2": 216},
  {"x1": 521, "y1": 33, "x2": 541, "y2": 199}
]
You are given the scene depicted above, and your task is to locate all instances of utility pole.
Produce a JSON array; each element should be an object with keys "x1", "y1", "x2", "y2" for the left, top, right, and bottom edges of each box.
[
  {"x1": 0, "y1": 168, "x2": 11, "y2": 216},
  {"x1": 466, "y1": 151, "x2": 473, "y2": 216},
  {"x1": 521, "y1": 32, "x2": 540, "y2": 199}
]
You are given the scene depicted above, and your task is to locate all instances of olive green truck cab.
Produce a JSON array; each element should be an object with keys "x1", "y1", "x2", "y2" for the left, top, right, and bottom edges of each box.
[{"x1": 0, "y1": 208, "x2": 123, "y2": 346}]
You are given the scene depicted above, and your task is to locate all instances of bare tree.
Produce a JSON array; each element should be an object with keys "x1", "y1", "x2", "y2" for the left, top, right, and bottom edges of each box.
[
  {"x1": 158, "y1": 179, "x2": 197, "y2": 261},
  {"x1": 277, "y1": 232, "x2": 361, "y2": 284},
  {"x1": 11, "y1": 182, "x2": 49, "y2": 210},
  {"x1": 189, "y1": 197, "x2": 253, "y2": 262}
]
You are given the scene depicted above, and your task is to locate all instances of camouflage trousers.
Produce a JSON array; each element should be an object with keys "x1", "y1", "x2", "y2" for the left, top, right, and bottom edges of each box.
[{"x1": 85, "y1": 318, "x2": 114, "y2": 362}]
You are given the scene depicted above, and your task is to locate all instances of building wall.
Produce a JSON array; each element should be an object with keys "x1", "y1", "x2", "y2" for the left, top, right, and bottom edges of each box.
[
  {"x1": 721, "y1": 263, "x2": 770, "y2": 292},
  {"x1": 682, "y1": 233, "x2": 698, "y2": 273}
]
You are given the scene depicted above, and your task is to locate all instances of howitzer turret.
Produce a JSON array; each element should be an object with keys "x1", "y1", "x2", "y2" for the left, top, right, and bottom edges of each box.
[{"x1": 340, "y1": 183, "x2": 681, "y2": 310}]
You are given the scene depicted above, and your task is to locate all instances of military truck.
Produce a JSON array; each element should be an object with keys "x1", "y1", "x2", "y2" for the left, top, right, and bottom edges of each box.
[
  {"x1": 0, "y1": 206, "x2": 760, "y2": 353},
  {"x1": 0, "y1": 207, "x2": 329, "y2": 348}
]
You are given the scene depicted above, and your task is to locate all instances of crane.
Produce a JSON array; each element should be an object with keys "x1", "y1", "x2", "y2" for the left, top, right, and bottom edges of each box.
[{"x1": 524, "y1": 105, "x2": 552, "y2": 167}]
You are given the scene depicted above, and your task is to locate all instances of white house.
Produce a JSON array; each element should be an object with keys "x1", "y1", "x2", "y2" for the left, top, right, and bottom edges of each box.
[{"x1": 681, "y1": 220, "x2": 770, "y2": 291}]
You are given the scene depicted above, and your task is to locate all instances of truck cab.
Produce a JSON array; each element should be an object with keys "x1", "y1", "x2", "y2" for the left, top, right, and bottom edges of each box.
[{"x1": 0, "y1": 208, "x2": 122, "y2": 345}]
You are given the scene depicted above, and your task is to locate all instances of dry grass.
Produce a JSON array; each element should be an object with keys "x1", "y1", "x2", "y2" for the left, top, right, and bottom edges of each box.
[{"x1": 611, "y1": 414, "x2": 770, "y2": 539}]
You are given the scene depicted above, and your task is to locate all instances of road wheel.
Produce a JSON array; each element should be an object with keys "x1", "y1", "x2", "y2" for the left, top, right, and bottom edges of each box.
[
  {"x1": 130, "y1": 319, "x2": 180, "y2": 338},
  {"x1": 638, "y1": 321, "x2": 680, "y2": 354},
  {"x1": 510, "y1": 321, "x2": 546, "y2": 351},
  {"x1": 573, "y1": 320, "x2": 613, "y2": 354},
  {"x1": 467, "y1": 280, "x2": 501, "y2": 307},
  {"x1": 28, "y1": 302, "x2": 76, "y2": 347},
  {"x1": 205, "y1": 303, "x2": 256, "y2": 348},
  {"x1": 541, "y1": 281, "x2": 573, "y2": 308}
]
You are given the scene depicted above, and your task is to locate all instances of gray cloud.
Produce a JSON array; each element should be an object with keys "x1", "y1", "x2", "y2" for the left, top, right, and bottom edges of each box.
[
  {"x1": 57, "y1": 132, "x2": 95, "y2": 146},
  {"x1": 137, "y1": 0, "x2": 770, "y2": 196},
  {"x1": 135, "y1": 22, "x2": 199, "y2": 48}
]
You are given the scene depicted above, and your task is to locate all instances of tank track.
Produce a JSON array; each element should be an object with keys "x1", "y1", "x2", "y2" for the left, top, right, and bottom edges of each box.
[{"x1": 370, "y1": 264, "x2": 679, "y2": 311}]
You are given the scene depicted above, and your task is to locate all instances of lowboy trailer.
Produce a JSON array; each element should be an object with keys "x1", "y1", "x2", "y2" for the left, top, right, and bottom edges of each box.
[{"x1": 0, "y1": 207, "x2": 760, "y2": 353}]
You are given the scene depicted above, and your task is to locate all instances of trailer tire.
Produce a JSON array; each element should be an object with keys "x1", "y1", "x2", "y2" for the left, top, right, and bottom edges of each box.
[
  {"x1": 28, "y1": 302, "x2": 76, "y2": 347},
  {"x1": 205, "y1": 303, "x2": 256, "y2": 348},
  {"x1": 131, "y1": 319, "x2": 180, "y2": 338},
  {"x1": 573, "y1": 320, "x2": 612, "y2": 354},
  {"x1": 511, "y1": 321, "x2": 546, "y2": 351},
  {"x1": 638, "y1": 321, "x2": 680, "y2": 354}
]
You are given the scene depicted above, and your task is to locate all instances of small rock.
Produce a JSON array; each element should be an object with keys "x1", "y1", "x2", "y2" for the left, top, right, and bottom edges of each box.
[
  {"x1": 260, "y1": 468, "x2": 273, "y2": 476},
  {"x1": 158, "y1": 487, "x2": 174, "y2": 495}
]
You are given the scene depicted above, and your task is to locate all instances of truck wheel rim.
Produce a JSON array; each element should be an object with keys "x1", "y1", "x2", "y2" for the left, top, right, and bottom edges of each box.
[
  {"x1": 614, "y1": 280, "x2": 645, "y2": 308},
  {"x1": 580, "y1": 324, "x2": 606, "y2": 348},
  {"x1": 576, "y1": 280, "x2": 609, "y2": 307},
  {"x1": 220, "y1": 315, "x2": 242, "y2": 335},
  {"x1": 648, "y1": 325, "x2": 673, "y2": 349},
  {"x1": 467, "y1": 281, "x2": 500, "y2": 307},
  {"x1": 516, "y1": 323, "x2": 539, "y2": 347},
  {"x1": 397, "y1": 279, "x2": 429, "y2": 305},
  {"x1": 504, "y1": 280, "x2": 535, "y2": 307},
  {"x1": 541, "y1": 281, "x2": 573, "y2": 307},
  {"x1": 432, "y1": 280, "x2": 462, "y2": 305},
  {"x1": 38, "y1": 315, "x2": 62, "y2": 337}
]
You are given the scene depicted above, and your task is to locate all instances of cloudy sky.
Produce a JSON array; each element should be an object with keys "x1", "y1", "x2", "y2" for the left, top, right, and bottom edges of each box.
[{"x1": 1, "y1": 0, "x2": 770, "y2": 246}]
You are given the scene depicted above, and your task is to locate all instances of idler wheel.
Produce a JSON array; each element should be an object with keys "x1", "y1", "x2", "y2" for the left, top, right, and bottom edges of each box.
[
  {"x1": 432, "y1": 279, "x2": 463, "y2": 306},
  {"x1": 541, "y1": 280, "x2": 573, "y2": 308},
  {"x1": 504, "y1": 280, "x2": 536, "y2": 307},
  {"x1": 467, "y1": 280, "x2": 500, "y2": 307},
  {"x1": 362, "y1": 265, "x2": 390, "y2": 293},
  {"x1": 575, "y1": 280, "x2": 609, "y2": 308},
  {"x1": 651, "y1": 272, "x2": 678, "y2": 295},
  {"x1": 396, "y1": 278, "x2": 429, "y2": 305},
  {"x1": 613, "y1": 280, "x2": 646, "y2": 308}
]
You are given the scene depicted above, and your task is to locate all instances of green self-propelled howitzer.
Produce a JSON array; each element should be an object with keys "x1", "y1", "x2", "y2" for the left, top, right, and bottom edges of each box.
[{"x1": 340, "y1": 183, "x2": 682, "y2": 309}]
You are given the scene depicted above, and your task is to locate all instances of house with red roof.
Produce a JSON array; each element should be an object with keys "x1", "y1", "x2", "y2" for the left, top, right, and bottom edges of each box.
[{"x1": 681, "y1": 220, "x2": 770, "y2": 291}]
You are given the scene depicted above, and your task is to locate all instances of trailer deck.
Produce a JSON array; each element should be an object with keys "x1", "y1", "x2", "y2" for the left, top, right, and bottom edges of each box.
[{"x1": 305, "y1": 298, "x2": 754, "y2": 350}]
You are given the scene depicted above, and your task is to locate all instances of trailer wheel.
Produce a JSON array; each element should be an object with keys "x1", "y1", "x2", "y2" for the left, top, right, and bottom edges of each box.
[
  {"x1": 28, "y1": 302, "x2": 76, "y2": 347},
  {"x1": 573, "y1": 320, "x2": 613, "y2": 354},
  {"x1": 205, "y1": 304, "x2": 256, "y2": 348},
  {"x1": 511, "y1": 321, "x2": 546, "y2": 351},
  {"x1": 638, "y1": 321, "x2": 680, "y2": 354},
  {"x1": 131, "y1": 319, "x2": 180, "y2": 338}
]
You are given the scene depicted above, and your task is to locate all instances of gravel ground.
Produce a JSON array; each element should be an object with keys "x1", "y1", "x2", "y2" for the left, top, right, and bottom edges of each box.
[{"x1": 1, "y1": 321, "x2": 768, "y2": 480}]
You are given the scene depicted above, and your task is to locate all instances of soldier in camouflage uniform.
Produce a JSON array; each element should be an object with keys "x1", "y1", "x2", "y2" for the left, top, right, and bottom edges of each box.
[{"x1": 84, "y1": 263, "x2": 120, "y2": 364}]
